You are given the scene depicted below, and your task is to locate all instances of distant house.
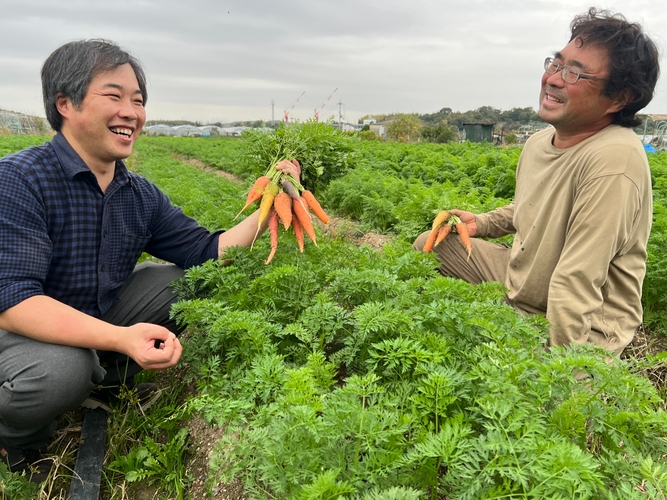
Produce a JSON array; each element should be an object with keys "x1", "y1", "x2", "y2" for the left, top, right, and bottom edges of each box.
[
  {"x1": 369, "y1": 120, "x2": 392, "y2": 138},
  {"x1": 462, "y1": 122, "x2": 495, "y2": 143}
]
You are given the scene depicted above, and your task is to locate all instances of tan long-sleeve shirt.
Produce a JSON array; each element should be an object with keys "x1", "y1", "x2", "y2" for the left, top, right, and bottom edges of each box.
[{"x1": 475, "y1": 125, "x2": 652, "y2": 354}]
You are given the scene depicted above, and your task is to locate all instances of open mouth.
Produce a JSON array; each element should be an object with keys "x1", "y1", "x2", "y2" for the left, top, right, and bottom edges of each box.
[
  {"x1": 546, "y1": 94, "x2": 564, "y2": 104},
  {"x1": 110, "y1": 127, "x2": 133, "y2": 138}
]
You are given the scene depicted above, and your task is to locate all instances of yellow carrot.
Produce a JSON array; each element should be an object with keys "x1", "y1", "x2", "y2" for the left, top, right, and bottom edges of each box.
[
  {"x1": 257, "y1": 182, "x2": 279, "y2": 229},
  {"x1": 432, "y1": 210, "x2": 450, "y2": 230},
  {"x1": 251, "y1": 182, "x2": 279, "y2": 248}
]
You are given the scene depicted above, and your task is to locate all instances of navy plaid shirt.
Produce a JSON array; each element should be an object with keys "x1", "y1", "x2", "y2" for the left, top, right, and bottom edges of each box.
[{"x1": 0, "y1": 133, "x2": 221, "y2": 318}]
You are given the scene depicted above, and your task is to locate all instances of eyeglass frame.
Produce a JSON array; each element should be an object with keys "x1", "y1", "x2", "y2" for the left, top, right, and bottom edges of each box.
[{"x1": 543, "y1": 57, "x2": 606, "y2": 84}]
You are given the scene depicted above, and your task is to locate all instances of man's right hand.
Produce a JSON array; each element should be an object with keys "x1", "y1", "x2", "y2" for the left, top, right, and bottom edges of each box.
[
  {"x1": 450, "y1": 209, "x2": 478, "y2": 237},
  {"x1": 122, "y1": 323, "x2": 182, "y2": 371}
]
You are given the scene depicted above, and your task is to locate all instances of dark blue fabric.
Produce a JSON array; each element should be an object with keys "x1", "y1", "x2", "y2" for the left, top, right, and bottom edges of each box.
[{"x1": 0, "y1": 133, "x2": 222, "y2": 317}]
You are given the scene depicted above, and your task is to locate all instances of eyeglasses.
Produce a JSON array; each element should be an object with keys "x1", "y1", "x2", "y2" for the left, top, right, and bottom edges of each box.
[{"x1": 544, "y1": 57, "x2": 606, "y2": 84}]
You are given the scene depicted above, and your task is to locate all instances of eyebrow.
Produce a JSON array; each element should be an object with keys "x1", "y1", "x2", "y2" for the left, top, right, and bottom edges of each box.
[{"x1": 553, "y1": 51, "x2": 589, "y2": 71}]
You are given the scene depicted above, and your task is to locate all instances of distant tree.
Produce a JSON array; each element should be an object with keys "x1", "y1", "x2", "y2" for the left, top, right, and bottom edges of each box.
[
  {"x1": 386, "y1": 114, "x2": 422, "y2": 142},
  {"x1": 504, "y1": 133, "x2": 518, "y2": 144},
  {"x1": 421, "y1": 121, "x2": 457, "y2": 143}
]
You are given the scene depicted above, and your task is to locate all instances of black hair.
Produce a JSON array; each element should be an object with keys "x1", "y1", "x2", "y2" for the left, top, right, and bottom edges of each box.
[
  {"x1": 41, "y1": 39, "x2": 147, "y2": 131},
  {"x1": 570, "y1": 7, "x2": 660, "y2": 128}
]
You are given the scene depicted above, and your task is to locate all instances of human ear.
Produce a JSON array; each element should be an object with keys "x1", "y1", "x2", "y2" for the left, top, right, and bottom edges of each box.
[
  {"x1": 55, "y1": 93, "x2": 72, "y2": 118},
  {"x1": 609, "y1": 89, "x2": 633, "y2": 113}
]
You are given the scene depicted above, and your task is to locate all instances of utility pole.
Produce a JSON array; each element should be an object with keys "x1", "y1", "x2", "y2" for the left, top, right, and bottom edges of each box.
[
  {"x1": 337, "y1": 98, "x2": 344, "y2": 126},
  {"x1": 271, "y1": 100, "x2": 275, "y2": 127}
]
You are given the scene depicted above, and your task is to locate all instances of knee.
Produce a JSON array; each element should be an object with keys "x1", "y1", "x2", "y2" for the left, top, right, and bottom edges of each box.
[
  {"x1": 413, "y1": 231, "x2": 430, "y2": 252},
  {"x1": 0, "y1": 346, "x2": 102, "y2": 428}
]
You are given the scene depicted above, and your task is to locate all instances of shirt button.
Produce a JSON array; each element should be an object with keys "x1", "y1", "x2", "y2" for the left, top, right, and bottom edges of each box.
[
  {"x1": 101, "y1": 265, "x2": 106, "y2": 272},
  {"x1": 103, "y1": 231, "x2": 107, "y2": 238}
]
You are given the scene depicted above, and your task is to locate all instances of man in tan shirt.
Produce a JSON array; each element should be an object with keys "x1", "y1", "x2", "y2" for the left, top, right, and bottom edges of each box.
[{"x1": 414, "y1": 8, "x2": 660, "y2": 355}]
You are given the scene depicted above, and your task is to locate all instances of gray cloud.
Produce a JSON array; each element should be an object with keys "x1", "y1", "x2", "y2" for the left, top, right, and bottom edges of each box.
[{"x1": 1, "y1": 0, "x2": 665, "y2": 123}]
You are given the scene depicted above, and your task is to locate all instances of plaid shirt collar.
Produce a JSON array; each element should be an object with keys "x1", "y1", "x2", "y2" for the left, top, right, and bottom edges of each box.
[{"x1": 51, "y1": 132, "x2": 131, "y2": 187}]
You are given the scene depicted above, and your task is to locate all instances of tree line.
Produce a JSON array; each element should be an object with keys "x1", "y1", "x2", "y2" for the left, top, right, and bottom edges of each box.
[{"x1": 361, "y1": 106, "x2": 543, "y2": 143}]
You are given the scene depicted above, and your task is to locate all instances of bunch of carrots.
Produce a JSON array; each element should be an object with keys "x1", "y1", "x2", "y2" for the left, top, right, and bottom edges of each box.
[
  {"x1": 235, "y1": 159, "x2": 329, "y2": 264},
  {"x1": 423, "y1": 210, "x2": 472, "y2": 259}
]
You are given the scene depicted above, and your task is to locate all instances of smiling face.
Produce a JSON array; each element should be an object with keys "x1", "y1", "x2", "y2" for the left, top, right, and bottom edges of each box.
[
  {"x1": 57, "y1": 63, "x2": 146, "y2": 174},
  {"x1": 538, "y1": 39, "x2": 627, "y2": 148}
]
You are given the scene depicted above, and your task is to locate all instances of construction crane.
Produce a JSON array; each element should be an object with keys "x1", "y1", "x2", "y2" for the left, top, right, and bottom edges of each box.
[
  {"x1": 283, "y1": 91, "x2": 306, "y2": 123},
  {"x1": 314, "y1": 88, "x2": 338, "y2": 121}
]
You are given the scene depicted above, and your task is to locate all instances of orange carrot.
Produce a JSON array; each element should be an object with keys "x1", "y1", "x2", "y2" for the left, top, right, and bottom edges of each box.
[
  {"x1": 235, "y1": 176, "x2": 271, "y2": 220},
  {"x1": 456, "y1": 223, "x2": 472, "y2": 260},
  {"x1": 434, "y1": 224, "x2": 452, "y2": 247},
  {"x1": 273, "y1": 192, "x2": 293, "y2": 230},
  {"x1": 265, "y1": 209, "x2": 280, "y2": 264},
  {"x1": 301, "y1": 190, "x2": 329, "y2": 224},
  {"x1": 292, "y1": 211, "x2": 305, "y2": 253},
  {"x1": 293, "y1": 197, "x2": 317, "y2": 245},
  {"x1": 432, "y1": 210, "x2": 450, "y2": 230},
  {"x1": 422, "y1": 228, "x2": 439, "y2": 253}
]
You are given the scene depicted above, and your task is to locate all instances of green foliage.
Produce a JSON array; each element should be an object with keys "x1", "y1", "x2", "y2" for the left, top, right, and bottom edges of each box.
[
  {"x1": 3, "y1": 132, "x2": 667, "y2": 499},
  {"x1": 240, "y1": 120, "x2": 356, "y2": 195},
  {"x1": 386, "y1": 114, "x2": 423, "y2": 142},
  {"x1": 104, "y1": 379, "x2": 192, "y2": 499},
  {"x1": 504, "y1": 132, "x2": 518, "y2": 144},
  {"x1": 0, "y1": 135, "x2": 51, "y2": 158},
  {"x1": 0, "y1": 462, "x2": 39, "y2": 500},
  {"x1": 174, "y1": 237, "x2": 667, "y2": 499},
  {"x1": 107, "y1": 427, "x2": 190, "y2": 498}
]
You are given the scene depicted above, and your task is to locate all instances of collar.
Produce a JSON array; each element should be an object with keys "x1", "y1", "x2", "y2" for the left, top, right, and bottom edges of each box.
[{"x1": 51, "y1": 132, "x2": 131, "y2": 186}]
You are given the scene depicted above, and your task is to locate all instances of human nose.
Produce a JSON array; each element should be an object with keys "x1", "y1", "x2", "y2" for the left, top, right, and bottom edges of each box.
[
  {"x1": 118, "y1": 97, "x2": 140, "y2": 120},
  {"x1": 544, "y1": 68, "x2": 565, "y2": 86}
]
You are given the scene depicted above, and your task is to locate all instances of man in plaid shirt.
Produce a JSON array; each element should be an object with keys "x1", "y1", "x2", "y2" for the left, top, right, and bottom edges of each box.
[{"x1": 0, "y1": 39, "x2": 297, "y2": 482}]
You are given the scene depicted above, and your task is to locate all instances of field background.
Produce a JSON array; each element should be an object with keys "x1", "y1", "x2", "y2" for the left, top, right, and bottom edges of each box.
[{"x1": 2, "y1": 130, "x2": 667, "y2": 500}]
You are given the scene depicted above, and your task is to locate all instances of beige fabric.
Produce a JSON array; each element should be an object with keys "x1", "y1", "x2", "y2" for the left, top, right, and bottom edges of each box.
[
  {"x1": 473, "y1": 125, "x2": 652, "y2": 355},
  {"x1": 417, "y1": 125, "x2": 651, "y2": 355},
  {"x1": 413, "y1": 231, "x2": 511, "y2": 285}
]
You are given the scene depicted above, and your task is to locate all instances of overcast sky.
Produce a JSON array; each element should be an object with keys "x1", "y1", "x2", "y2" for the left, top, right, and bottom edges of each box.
[{"x1": 1, "y1": 0, "x2": 666, "y2": 125}]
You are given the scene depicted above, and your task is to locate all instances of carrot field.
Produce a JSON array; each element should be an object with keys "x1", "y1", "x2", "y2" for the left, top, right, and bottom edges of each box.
[{"x1": 2, "y1": 128, "x2": 667, "y2": 499}]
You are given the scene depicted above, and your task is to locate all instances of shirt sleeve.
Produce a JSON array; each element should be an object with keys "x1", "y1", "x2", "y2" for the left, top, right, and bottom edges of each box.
[
  {"x1": 143, "y1": 184, "x2": 223, "y2": 269},
  {"x1": 475, "y1": 202, "x2": 516, "y2": 238},
  {"x1": 0, "y1": 162, "x2": 51, "y2": 312},
  {"x1": 546, "y1": 173, "x2": 642, "y2": 347}
]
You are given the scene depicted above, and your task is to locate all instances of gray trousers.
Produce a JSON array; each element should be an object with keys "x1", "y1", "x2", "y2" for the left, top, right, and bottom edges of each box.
[{"x1": 0, "y1": 262, "x2": 185, "y2": 448}]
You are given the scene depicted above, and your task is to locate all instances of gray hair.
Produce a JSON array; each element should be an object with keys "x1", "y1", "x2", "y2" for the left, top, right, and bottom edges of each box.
[{"x1": 41, "y1": 39, "x2": 148, "y2": 131}]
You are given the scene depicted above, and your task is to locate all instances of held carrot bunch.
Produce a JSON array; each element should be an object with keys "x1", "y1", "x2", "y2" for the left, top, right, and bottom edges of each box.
[
  {"x1": 236, "y1": 158, "x2": 330, "y2": 264},
  {"x1": 423, "y1": 210, "x2": 472, "y2": 260}
]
